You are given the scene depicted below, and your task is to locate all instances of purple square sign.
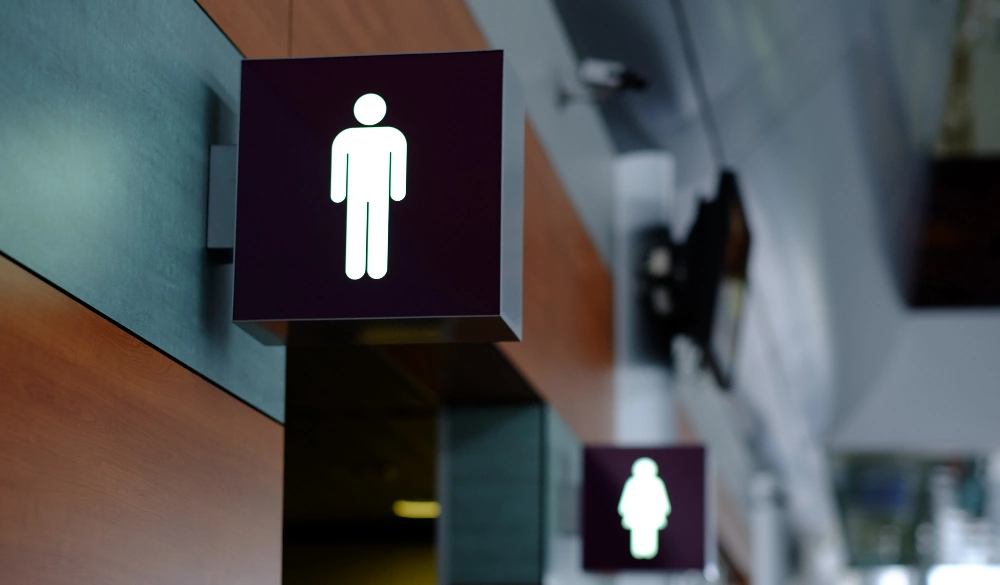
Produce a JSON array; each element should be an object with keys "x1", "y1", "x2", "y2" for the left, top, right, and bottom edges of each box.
[
  {"x1": 233, "y1": 50, "x2": 523, "y2": 345},
  {"x1": 582, "y1": 446, "x2": 714, "y2": 572}
]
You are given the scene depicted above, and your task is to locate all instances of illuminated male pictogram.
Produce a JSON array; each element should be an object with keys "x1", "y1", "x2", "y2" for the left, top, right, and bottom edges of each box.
[
  {"x1": 331, "y1": 93, "x2": 408, "y2": 280},
  {"x1": 618, "y1": 457, "x2": 672, "y2": 559}
]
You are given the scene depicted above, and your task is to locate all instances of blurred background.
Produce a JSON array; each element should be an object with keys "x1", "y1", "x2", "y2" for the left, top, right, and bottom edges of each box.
[
  {"x1": 2, "y1": 1, "x2": 1000, "y2": 584},
  {"x1": 555, "y1": 0, "x2": 1000, "y2": 582}
]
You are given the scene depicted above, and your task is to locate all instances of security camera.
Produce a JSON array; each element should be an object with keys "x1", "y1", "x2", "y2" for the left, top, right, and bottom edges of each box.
[
  {"x1": 577, "y1": 58, "x2": 648, "y2": 92},
  {"x1": 558, "y1": 57, "x2": 648, "y2": 107}
]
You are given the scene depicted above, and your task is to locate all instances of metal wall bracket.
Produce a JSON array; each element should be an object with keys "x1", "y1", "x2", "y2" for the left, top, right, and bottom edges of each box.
[{"x1": 206, "y1": 144, "x2": 237, "y2": 263}]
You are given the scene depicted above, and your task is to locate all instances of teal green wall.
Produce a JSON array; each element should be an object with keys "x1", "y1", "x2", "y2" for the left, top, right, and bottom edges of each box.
[
  {"x1": 543, "y1": 409, "x2": 614, "y2": 585},
  {"x1": 0, "y1": 0, "x2": 285, "y2": 419},
  {"x1": 442, "y1": 405, "x2": 545, "y2": 584},
  {"x1": 441, "y1": 405, "x2": 615, "y2": 585}
]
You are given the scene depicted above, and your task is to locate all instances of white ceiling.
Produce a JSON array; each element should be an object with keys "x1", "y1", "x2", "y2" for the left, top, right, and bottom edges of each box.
[{"x1": 832, "y1": 311, "x2": 1000, "y2": 454}]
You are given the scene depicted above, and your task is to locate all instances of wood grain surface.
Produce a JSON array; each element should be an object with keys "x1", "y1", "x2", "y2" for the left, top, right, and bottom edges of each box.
[
  {"x1": 290, "y1": 0, "x2": 486, "y2": 56},
  {"x1": 0, "y1": 255, "x2": 284, "y2": 585},
  {"x1": 197, "y1": 0, "x2": 615, "y2": 442},
  {"x1": 498, "y1": 131, "x2": 614, "y2": 443},
  {"x1": 198, "y1": 0, "x2": 292, "y2": 58}
]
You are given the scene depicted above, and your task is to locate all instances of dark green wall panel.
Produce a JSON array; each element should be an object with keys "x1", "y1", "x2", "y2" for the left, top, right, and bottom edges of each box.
[
  {"x1": 0, "y1": 0, "x2": 285, "y2": 419},
  {"x1": 442, "y1": 405, "x2": 544, "y2": 584}
]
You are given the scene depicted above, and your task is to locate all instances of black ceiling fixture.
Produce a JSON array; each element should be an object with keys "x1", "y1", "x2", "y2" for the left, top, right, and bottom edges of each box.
[
  {"x1": 907, "y1": 157, "x2": 1000, "y2": 307},
  {"x1": 638, "y1": 171, "x2": 751, "y2": 389},
  {"x1": 632, "y1": 1, "x2": 752, "y2": 390}
]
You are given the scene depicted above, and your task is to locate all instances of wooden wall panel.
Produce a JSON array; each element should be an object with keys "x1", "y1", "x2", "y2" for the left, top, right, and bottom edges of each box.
[
  {"x1": 198, "y1": 0, "x2": 291, "y2": 58},
  {"x1": 498, "y1": 132, "x2": 614, "y2": 443},
  {"x1": 290, "y1": 0, "x2": 487, "y2": 55},
  {"x1": 0, "y1": 255, "x2": 284, "y2": 585},
  {"x1": 197, "y1": 0, "x2": 615, "y2": 442}
]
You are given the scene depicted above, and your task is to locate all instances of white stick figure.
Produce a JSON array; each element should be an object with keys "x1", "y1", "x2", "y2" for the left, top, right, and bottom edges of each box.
[
  {"x1": 331, "y1": 93, "x2": 407, "y2": 280},
  {"x1": 618, "y1": 457, "x2": 672, "y2": 559}
]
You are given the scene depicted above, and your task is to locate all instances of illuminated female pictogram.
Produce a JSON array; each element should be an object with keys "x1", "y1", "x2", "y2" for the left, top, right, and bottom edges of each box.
[{"x1": 618, "y1": 457, "x2": 672, "y2": 559}]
